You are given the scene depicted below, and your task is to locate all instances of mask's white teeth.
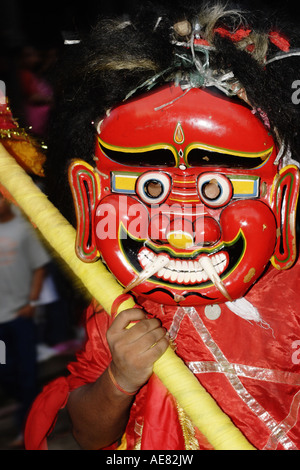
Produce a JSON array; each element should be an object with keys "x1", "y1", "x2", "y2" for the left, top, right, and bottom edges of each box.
[
  {"x1": 123, "y1": 255, "x2": 170, "y2": 294},
  {"x1": 199, "y1": 256, "x2": 232, "y2": 301}
]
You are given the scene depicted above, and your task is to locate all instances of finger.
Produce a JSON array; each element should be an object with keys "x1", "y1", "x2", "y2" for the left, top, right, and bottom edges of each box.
[
  {"x1": 132, "y1": 324, "x2": 167, "y2": 351},
  {"x1": 122, "y1": 317, "x2": 164, "y2": 344},
  {"x1": 140, "y1": 335, "x2": 170, "y2": 365},
  {"x1": 110, "y1": 308, "x2": 146, "y2": 331}
]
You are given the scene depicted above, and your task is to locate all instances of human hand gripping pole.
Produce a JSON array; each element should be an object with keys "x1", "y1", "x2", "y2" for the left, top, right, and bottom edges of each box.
[{"x1": 0, "y1": 143, "x2": 255, "y2": 450}]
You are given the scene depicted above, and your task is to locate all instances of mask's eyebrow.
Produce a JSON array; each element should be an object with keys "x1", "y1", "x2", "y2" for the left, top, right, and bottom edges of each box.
[
  {"x1": 98, "y1": 137, "x2": 178, "y2": 167},
  {"x1": 185, "y1": 144, "x2": 273, "y2": 169}
]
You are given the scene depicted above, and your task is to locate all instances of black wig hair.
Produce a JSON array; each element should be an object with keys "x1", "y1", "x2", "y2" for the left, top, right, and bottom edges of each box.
[{"x1": 44, "y1": 0, "x2": 300, "y2": 224}]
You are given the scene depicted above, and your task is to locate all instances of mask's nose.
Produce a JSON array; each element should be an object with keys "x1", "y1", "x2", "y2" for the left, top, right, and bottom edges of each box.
[
  {"x1": 148, "y1": 214, "x2": 221, "y2": 249},
  {"x1": 166, "y1": 219, "x2": 194, "y2": 250}
]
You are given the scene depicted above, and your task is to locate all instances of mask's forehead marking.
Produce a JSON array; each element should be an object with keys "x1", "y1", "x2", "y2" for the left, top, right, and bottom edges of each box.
[{"x1": 174, "y1": 122, "x2": 185, "y2": 144}]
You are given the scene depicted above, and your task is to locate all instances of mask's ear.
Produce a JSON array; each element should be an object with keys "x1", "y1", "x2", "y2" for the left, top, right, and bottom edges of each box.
[
  {"x1": 270, "y1": 165, "x2": 300, "y2": 270},
  {"x1": 68, "y1": 160, "x2": 101, "y2": 262}
]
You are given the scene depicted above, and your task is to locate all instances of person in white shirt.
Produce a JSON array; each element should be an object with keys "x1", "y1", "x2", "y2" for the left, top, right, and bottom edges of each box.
[{"x1": 0, "y1": 191, "x2": 50, "y2": 446}]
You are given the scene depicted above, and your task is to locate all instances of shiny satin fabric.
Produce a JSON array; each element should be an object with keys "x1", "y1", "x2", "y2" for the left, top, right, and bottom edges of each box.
[{"x1": 140, "y1": 261, "x2": 300, "y2": 449}]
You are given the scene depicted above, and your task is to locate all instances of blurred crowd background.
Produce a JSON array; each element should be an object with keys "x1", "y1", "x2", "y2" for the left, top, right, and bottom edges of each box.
[
  {"x1": 0, "y1": 0, "x2": 127, "y2": 449},
  {"x1": 1, "y1": 0, "x2": 141, "y2": 137}
]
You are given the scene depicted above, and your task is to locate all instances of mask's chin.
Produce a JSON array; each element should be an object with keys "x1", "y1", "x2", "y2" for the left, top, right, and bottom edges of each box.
[{"x1": 115, "y1": 224, "x2": 247, "y2": 305}]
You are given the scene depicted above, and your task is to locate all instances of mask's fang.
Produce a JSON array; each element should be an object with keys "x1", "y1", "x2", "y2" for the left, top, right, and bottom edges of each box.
[
  {"x1": 199, "y1": 256, "x2": 232, "y2": 301},
  {"x1": 123, "y1": 255, "x2": 169, "y2": 294}
]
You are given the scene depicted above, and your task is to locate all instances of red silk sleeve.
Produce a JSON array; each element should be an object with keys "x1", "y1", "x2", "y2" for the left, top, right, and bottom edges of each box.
[{"x1": 24, "y1": 302, "x2": 113, "y2": 450}]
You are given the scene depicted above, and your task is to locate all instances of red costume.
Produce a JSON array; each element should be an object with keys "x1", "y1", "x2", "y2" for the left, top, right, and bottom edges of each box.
[{"x1": 25, "y1": 258, "x2": 300, "y2": 450}]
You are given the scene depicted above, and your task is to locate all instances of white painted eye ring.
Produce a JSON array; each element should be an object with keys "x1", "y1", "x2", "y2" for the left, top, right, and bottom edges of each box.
[
  {"x1": 136, "y1": 172, "x2": 171, "y2": 205},
  {"x1": 198, "y1": 173, "x2": 233, "y2": 207}
]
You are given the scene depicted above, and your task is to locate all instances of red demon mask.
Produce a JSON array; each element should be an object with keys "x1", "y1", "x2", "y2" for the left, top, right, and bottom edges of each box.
[{"x1": 69, "y1": 84, "x2": 299, "y2": 306}]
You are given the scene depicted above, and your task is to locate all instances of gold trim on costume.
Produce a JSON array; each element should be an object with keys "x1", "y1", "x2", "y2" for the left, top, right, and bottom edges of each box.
[{"x1": 176, "y1": 403, "x2": 200, "y2": 450}]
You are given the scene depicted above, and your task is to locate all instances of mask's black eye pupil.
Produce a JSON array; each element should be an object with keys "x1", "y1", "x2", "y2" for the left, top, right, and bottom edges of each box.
[
  {"x1": 144, "y1": 180, "x2": 163, "y2": 198},
  {"x1": 202, "y1": 179, "x2": 221, "y2": 200}
]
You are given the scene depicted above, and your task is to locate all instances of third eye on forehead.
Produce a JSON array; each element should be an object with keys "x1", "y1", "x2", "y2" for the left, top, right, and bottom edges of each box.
[{"x1": 99, "y1": 141, "x2": 270, "y2": 169}]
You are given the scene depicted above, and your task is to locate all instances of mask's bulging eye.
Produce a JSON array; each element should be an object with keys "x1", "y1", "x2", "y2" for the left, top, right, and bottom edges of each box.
[
  {"x1": 136, "y1": 172, "x2": 171, "y2": 204},
  {"x1": 145, "y1": 180, "x2": 163, "y2": 198},
  {"x1": 198, "y1": 173, "x2": 233, "y2": 208}
]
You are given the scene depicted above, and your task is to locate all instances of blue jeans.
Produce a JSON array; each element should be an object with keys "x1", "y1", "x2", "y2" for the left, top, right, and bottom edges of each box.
[{"x1": 0, "y1": 316, "x2": 37, "y2": 432}]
